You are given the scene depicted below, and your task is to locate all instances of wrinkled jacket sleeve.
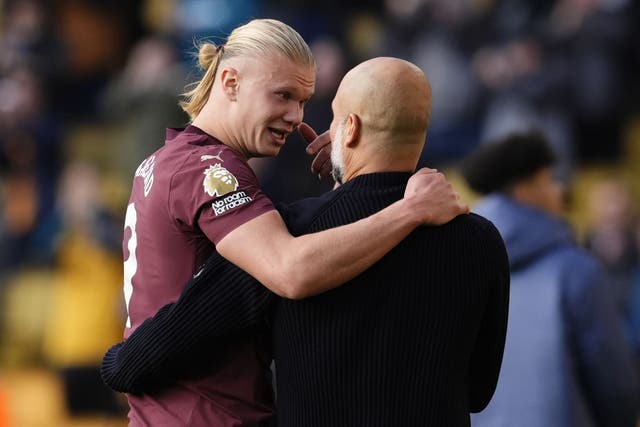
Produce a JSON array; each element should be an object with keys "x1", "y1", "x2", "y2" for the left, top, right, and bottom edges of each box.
[
  {"x1": 563, "y1": 253, "x2": 640, "y2": 427},
  {"x1": 468, "y1": 218, "x2": 511, "y2": 412},
  {"x1": 100, "y1": 251, "x2": 275, "y2": 394}
]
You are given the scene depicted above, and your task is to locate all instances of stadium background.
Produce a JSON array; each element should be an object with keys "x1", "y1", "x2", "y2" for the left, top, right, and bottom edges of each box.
[{"x1": 0, "y1": 0, "x2": 639, "y2": 425}]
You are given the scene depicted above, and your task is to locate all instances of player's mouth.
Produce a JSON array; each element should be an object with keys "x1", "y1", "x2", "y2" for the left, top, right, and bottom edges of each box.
[{"x1": 268, "y1": 127, "x2": 289, "y2": 145}]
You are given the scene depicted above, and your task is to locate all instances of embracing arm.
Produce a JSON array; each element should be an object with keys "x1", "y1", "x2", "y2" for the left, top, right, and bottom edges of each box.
[
  {"x1": 217, "y1": 168, "x2": 469, "y2": 299},
  {"x1": 100, "y1": 251, "x2": 274, "y2": 394}
]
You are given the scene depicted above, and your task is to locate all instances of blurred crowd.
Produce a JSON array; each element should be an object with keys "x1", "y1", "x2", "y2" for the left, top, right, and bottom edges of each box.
[{"x1": 0, "y1": 0, "x2": 639, "y2": 425}]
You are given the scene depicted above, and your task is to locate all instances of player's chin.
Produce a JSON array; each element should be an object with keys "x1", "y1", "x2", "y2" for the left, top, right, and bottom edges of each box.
[
  {"x1": 255, "y1": 145, "x2": 282, "y2": 158},
  {"x1": 271, "y1": 147, "x2": 283, "y2": 157},
  {"x1": 265, "y1": 141, "x2": 285, "y2": 157}
]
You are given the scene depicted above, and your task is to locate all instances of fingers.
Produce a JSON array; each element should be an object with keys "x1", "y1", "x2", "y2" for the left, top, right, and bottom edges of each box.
[
  {"x1": 311, "y1": 145, "x2": 333, "y2": 178},
  {"x1": 414, "y1": 167, "x2": 438, "y2": 175},
  {"x1": 406, "y1": 169, "x2": 445, "y2": 193},
  {"x1": 298, "y1": 122, "x2": 318, "y2": 144},
  {"x1": 305, "y1": 130, "x2": 331, "y2": 155},
  {"x1": 459, "y1": 201, "x2": 471, "y2": 214},
  {"x1": 405, "y1": 167, "x2": 471, "y2": 224},
  {"x1": 300, "y1": 123, "x2": 333, "y2": 179},
  {"x1": 310, "y1": 147, "x2": 324, "y2": 174},
  {"x1": 318, "y1": 158, "x2": 333, "y2": 179}
]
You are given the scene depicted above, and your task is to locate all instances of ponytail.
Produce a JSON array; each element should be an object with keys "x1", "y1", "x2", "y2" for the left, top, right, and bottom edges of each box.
[{"x1": 179, "y1": 43, "x2": 224, "y2": 120}]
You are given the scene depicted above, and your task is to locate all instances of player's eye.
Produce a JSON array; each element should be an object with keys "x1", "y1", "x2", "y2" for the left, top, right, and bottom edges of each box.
[{"x1": 276, "y1": 92, "x2": 291, "y2": 100}]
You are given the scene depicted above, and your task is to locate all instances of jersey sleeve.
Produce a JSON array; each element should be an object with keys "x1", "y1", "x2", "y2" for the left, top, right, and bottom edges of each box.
[{"x1": 170, "y1": 146, "x2": 275, "y2": 244}]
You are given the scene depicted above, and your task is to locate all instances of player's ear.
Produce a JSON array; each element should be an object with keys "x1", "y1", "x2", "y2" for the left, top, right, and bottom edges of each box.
[
  {"x1": 344, "y1": 113, "x2": 361, "y2": 147},
  {"x1": 219, "y1": 67, "x2": 239, "y2": 101}
]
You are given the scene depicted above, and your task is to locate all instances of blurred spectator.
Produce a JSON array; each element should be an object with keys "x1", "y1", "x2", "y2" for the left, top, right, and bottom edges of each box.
[
  {"x1": 471, "y1": 25, "x2": 576, "y2": 183},
  {"x1": 0, "y1": 0, "x2": 65, "y2": 84},
  {"x1": 585, "y1": 178, "x2": 640, "y2": 373},
  {"x1": 629, "y1": 232, "x2": 640, "y2": 376},
  {"x1": 0, "y1": 64, "x2": 62, "y2": 277},
  {"x1": 412, "y1": 30, "x2": 482, "y2": 166},
  {"x1": 54, "y1": 0, "x2": 143, "y2": 119},
  {"x1": 380, "y1": 0, "x2": 486, "y2": 167},
  {"x1": 173, "y1": 0, "x2": 259, "y2": 64},
  {"x1": 42, "y1": 161, "x2": 125, "y2": 417},
  {"x1": 0, "y1": 1, "x2": 66, "y2": 278},
  {"x1": 100, "y1": 34, "x2": 189, "y2": 179},
  {"x1": 477, "y1": 95, "x2": 575, "y2": 184},
  {"x1": 460, "y1": 131, "x2": 639, "y2": 427},
  {"x1": 546, "y1": 0, "x2": 635, "y2": 161},
  {"x1": 585, "y1": 178, "x2": 639, "y2": 300}
]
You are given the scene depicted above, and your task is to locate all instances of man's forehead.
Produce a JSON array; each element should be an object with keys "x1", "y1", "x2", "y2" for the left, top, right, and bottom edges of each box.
[
  {"x1": 283, "y1": 71, "x2": 316, "y2": 97},
  {"x1": 242, "y1": 53, "x2": 314, "y2": 79},
  {"x1": 248, "y1": 58, "x2": 315, "y2": 99}
]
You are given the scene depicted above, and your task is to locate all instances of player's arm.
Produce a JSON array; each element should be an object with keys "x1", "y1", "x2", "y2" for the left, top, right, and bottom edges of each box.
[
  {"x1": 217, "y1": 129, "x2": 468, "y2": 300},
  {"x1": 101, "y1": 251, "x2": 273, "y2": 394},
  {"x1": 217, "y1": 168, "x2": 465, "y2": 299}
]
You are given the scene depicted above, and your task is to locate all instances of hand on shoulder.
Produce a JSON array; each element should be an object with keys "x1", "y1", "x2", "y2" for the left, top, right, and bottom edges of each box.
[{"x1": 404, "y1": 168, "x2": 470, "y2": 226}]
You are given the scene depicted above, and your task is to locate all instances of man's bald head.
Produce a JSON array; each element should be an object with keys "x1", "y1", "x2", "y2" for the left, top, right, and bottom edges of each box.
[
  {"x1": 329, "y1": 57, "x2": 433, "y2": 182},
  {"x1": 334, "y1": 57, "x2": 432, "y2": 145}
]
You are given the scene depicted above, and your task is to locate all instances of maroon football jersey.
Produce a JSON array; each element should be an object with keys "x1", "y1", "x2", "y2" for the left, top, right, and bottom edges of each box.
[{"x1": 122, "y1": 125, "x2": 275, "y2": 426}]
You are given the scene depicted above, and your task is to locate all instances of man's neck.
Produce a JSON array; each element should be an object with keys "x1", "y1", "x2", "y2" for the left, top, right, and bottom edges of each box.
[
  {"x1": 342, "y1": 141, "x2": 420, "y2": 183},
  {"x1": 342, "y1": 162, "x2": 415, "y2": 184}
]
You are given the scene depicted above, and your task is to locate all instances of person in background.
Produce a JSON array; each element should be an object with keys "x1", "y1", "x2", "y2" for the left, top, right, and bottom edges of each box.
[
  {"x1": 43, "y1": 161, "x2": 124, "y2": 417},
  {"x1": 460, "y1": 131, "x2": 639, "y2": 427},
  {"x1": 100, "y1": 35, "x2": 189, "y2": 179},
  {"x1": 584, "y1": 178, "x2": 640, "y2": 378}
]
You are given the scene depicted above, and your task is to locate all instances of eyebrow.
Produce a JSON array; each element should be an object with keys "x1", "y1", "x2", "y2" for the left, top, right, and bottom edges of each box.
[{"x1": 277, "y1": 84, "x2": 314, "y2": 100}]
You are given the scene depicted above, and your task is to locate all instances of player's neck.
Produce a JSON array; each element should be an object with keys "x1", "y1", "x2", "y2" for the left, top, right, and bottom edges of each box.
[{"x1": 192, "y1": 115, "x2": 240, "y2": 154}]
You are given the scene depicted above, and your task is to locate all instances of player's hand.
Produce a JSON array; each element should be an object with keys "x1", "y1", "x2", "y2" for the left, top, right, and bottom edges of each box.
[
  {"x1": 404, "y1": 167, "x2": 469, "y2": 225},
  {"x1": 299, "y1": 122, "x2": 333, "y2": 179}
]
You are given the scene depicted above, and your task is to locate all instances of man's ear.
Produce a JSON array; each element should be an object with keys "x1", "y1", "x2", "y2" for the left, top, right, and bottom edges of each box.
[
  {"x1": 219, "y1": 67, "x2": 239, "y2": 101},
  {"x1": 344, "y1": 113, "x2": 361, "y2": 147}
]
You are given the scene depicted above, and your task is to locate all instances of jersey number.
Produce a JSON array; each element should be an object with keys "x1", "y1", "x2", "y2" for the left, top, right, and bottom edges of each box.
[{"x1": 123, "y1": 203, "x2": 138, "y2": 328}]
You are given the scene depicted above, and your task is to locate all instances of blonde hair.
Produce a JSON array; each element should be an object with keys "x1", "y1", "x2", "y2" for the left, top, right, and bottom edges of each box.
[{"x1": 180, "y1": 18, "x2": 315, "y2": 120}]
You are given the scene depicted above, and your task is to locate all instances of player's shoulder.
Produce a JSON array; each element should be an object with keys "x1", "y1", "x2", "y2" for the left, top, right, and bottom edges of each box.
[
  {"x1": 167, "y1": 126, "x2": 243, "y2": 166},
  {"x1": 179, "y1": 141, "x2": 247, "y2": 171},
  {"x1": 168, "y1": 140, "x2": 250, "y2": 189},
  {"x1": 167, "y1": 141, "x2": 262, "y2": 206},
  {"x1": 198, "y1": 144, "x2": 245, "y2": 164}
]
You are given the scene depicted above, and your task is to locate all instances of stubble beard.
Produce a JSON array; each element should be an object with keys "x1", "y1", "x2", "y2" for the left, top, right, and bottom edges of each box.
[{"x1": 331, "y1": 122, "x2": 346, "y2": 184}]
